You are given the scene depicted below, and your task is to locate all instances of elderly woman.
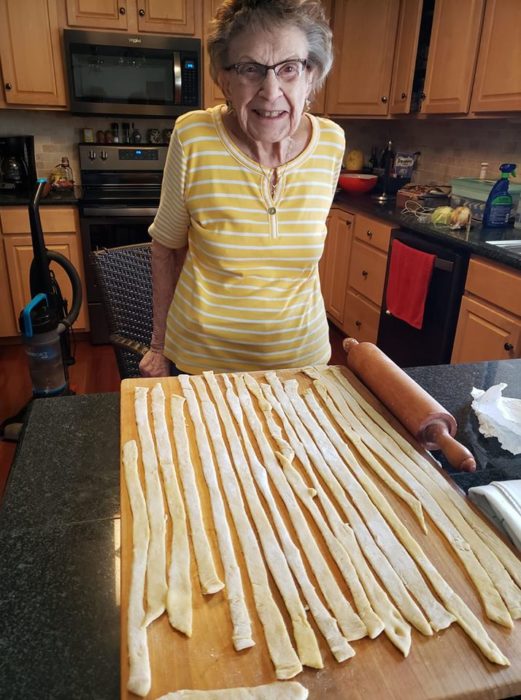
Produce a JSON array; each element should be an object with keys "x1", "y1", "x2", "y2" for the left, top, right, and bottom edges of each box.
[{"x1": 140, "y1": 0, "x2": 344, "y2": 377}]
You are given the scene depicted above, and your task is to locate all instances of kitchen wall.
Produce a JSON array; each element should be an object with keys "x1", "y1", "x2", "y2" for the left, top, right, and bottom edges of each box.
[
  {"x1": 0, "y1": 110, "x2": 175, "y2": 183},
  {"x1": 338, "y1": 117, "x2": 521, "y2": 186},
  {"x1": 1, "y1": 109, "x2": 521, "y2": 189}
]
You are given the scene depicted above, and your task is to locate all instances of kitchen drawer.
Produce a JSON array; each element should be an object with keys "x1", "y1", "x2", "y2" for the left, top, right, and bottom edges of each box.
[
  {"x1": 344, "y1": 289, "x2": 380, "y2": 344},
  {"x1": 0, "y1": 206, "x2": 78, "y2": 235},
  {"x1": 465, "y1": 256, "x2": 521, "y2": 318},
  {"x1": 353, "y1": 213, "x2": 394, "y2": 253},
  {"x1": 348, "y1": 239, "x2": 388, "y2": 307}
]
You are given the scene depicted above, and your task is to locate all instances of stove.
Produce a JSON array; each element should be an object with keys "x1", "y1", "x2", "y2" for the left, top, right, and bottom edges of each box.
[{"x1": 79, "y1": 143, "x2": 168, "y2": 342}]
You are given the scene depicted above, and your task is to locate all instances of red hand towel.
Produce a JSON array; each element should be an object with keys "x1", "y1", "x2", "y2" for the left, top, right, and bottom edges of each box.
[{"x1": 385, "y1": 239, "x2": 435, "y2": 330}]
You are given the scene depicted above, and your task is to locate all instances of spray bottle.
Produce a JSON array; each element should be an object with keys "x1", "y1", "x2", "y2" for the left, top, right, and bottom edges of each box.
[{"x1": 482, "y1": 163, "x2": 517, "y2": 228}]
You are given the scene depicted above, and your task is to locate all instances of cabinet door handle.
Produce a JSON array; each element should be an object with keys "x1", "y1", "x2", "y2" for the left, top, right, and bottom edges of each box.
[
  {"x1": 362, "y1": 270, "x2": 368, "y2": 278},
  {"x1": 355, "y1": 320, "x2": 362, "y2": 328},
  {"x1": 5, "y1": 82, "x2": 12, "y2": 90},
  {"x1": 401, "y1": 92, "x2": 407, "y2": 99},
  {"x1": 381, "y1": 96, "x2": 388, "y2": 103},
  {"x1": 119, "y1": 6, "x2": 126, "y2": 14},
  {"x1": 504, "y1": 342, "x2": 514, "y2": 352},
  {"x1": 138, "y1": 8, "x2": 145, "y2": 15},
  {"x1": 366, "y1": 230, "x2": 373, "y2": 239}
]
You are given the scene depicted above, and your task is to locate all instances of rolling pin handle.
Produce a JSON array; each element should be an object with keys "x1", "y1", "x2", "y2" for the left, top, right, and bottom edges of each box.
[{"x1": 424, "y1": 421, "x2": 477, "y2": 472}]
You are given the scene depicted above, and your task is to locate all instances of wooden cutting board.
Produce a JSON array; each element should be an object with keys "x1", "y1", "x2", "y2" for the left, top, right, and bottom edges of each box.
[{"x1": 119, "y1": 367, "x2": 521, "y2": 700}]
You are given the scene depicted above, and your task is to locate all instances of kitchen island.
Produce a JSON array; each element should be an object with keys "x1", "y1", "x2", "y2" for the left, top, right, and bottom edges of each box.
[{"x1": 0, "y1": 359, "x2": 520, "y2": 700}]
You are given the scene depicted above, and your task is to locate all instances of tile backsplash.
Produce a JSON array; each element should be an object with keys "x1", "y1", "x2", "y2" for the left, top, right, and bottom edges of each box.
[
  {"x1": 0, "y1": 110, "x2": 175, "y2": 183},
  {"x1": 338, "y1": 116, "x2": 521, "y2": 186},
  {"x1": 1, "y1": 108, "x2": 520, "y2": 189}
]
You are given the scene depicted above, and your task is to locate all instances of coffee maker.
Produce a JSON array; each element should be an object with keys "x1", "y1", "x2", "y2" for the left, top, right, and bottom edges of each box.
[{"x1": 0, "y1": 135, "x2": 37, "y2": 199}]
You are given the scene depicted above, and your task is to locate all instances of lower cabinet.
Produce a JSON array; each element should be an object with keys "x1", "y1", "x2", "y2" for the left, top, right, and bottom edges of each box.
[
  {"x1": 451, "y1": 256, "x2": 521, "y2": 362},
  {"x1": 321, "y1": 208, "x2": 394, "y2": 344},
  {"x1": 0, "y1": 206, "x2": 89, "y2": 336},
  {"x1": 320, "y1": 208, "x2": 354, "y2": 326}
]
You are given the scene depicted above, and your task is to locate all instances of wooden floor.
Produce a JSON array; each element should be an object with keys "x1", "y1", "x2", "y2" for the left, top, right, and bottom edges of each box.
[{"x1": 0, "y1": 323, "x2": 346, "y2": 501}]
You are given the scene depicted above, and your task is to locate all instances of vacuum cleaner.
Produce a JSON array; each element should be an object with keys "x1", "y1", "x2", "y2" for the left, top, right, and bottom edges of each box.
[{"x1": 1, "y1": 178, "x2": 83, "y2": 440}]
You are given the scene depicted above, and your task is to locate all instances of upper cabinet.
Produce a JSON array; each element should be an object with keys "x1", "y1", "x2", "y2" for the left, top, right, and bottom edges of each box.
[
  {"x1": 470, "y1": 0, "x2": 521, "y2": 112},
  {"x1": 202, "y1": 0, "x2": 224, "y2": 109},
  {"x1": 421, "y1": 0, "x2": 484, "y2": 114},
  {"x1": 0, "y1": 0, "x2": 67, "y2": 107},
  {"x1": 66, "y1": 0, "x2": 201, "y2": 35},
  {"x1": 325, "y1": 0, "x2": 400, "y2": 116},
  {"x1": 326, "y1": 0, "x2": 519, "y2": 117},
  {"x1": 388, "y1": 0, "x2": 423, "y2": 114}
]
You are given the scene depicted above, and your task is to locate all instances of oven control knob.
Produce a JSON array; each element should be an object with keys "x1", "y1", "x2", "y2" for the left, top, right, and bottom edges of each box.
[
  {"x1": 88, "y1": 150, "x2": 97, "y2": 161},
  {"x1": 100, "y1": 151, "x2": 108, "y2": 161}
]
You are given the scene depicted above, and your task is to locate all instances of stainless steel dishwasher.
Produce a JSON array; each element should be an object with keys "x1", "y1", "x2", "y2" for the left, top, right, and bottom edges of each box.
[{"x1": 377, "y1": 229, "x2": 469, "y2": 367}]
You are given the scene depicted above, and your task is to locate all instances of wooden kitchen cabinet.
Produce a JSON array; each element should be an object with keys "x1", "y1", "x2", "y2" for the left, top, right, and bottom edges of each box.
[
  {"x1": 420, "y1": 0, "x2": 484, "y2": 114},
  {"x1": 0, "y1": 207, "x2": 89, "y2": 334},
  {"x1": 451, "y1": 257, "x2": 521, "y2": 363},
  {"x1": 325, "y1": 0, "x2": 400, "y2": 116},
  {"x1": 343, "y1": 213, "x2": 394, "y2": 343},
  {"x1": 202, "y1": 0, "x2": 224, "y2": 108},
  {"x1": 0, "y1": 0, "x2": 67, "y2": 108},
  {"x1": 0, "y1": 233, "x2": 17, "y2": 336},
  {"x1": 389, "y1": 0, "x2": 423, "y2": 115},
  {"x1": 66, "y1": 0, "x2": 201, "y2": 35},
  {"x1": 470, "y1": 0, "x2": 521, "y2": 113},
  {"x1": 320, "y1": 208, "x2": 354, "y2": 326}
]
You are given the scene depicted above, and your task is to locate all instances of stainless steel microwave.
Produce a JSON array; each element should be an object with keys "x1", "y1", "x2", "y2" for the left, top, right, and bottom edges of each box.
[{"x1": 63, "y1": 29, "x2": 201, "y2": 117}]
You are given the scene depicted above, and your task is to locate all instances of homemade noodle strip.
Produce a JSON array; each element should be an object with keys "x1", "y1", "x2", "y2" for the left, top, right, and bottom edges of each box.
[
  {"x1": 263, "y1": 372, "x2": 433, "y2": 637},
  {"x1": 134, "y1": 386, "x2": 168, "y2": 624},
  {"x1": 197, "y1": 373, "x2": 325, "y2": 668},
  {"x1": 313, "y1": 367, "x2": 519, "y2": 626},
  {"x1": 311, "y1": 368, "x2": 510, "y2": 665},
  {"x1": 123, "y1": 440, "x2": 151, "y2": 698},
  {"x1": 170, "y1": 395, "x2": 224, "y2": 595},
  {"x1": 177, "y1": 376, "x2": 254, "y2": 652},
  {"x1": 229, "y1": 374, "x2": 366, "y2": 643},
  {"x1": 151, "y1": 384, "x2": 192, "y2": 636},
  {"x1": 243, "y1": 374, "x2": 383, "y2": 640},
  {"x1": 209, "y1": 373, "x2": 353, "y2": 662},
  {"x1": 156, "y1": 681, "x2": 308, "y2": 700},
  {"x1": 208, "y1": 372, "x2": 353, "y2": 663},
  {"x1": 257, "y1": 378, "x2": 411, "y2": 656},
  {"x1": 191, "y1": 375, "x2": 321, "y2": 667},
  {"x1": 325, "y1": 365, "x2": 521, "y2": 615}
]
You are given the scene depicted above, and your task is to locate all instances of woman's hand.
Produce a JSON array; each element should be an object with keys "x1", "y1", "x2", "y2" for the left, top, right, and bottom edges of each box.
[{"x1": 139, "y1": 349, "x2": 170, "y2": 377}]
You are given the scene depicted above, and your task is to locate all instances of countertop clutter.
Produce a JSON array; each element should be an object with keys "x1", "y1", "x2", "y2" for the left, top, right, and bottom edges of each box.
[
  {"x1": 0, "y1": 360, "x2": 520, "y2": 699},
  {"x1": 333, "y1": 190, "x2": 521, "y2": 272}
]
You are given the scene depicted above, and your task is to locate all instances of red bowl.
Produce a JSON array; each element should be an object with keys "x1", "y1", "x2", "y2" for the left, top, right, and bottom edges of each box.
[{"x1": 338, "y1": 173, "x2": 378, "y2": 194}]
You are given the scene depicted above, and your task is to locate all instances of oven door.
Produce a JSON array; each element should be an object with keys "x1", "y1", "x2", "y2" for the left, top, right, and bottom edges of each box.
[{"x1": 80, "y1": 210, "x2": 155, "y2": 343}]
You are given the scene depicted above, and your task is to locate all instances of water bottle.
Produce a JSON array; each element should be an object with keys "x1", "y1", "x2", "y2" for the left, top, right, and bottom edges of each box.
[{"x1": 20, "y1": 294, "x2": 67, "y2": 397}]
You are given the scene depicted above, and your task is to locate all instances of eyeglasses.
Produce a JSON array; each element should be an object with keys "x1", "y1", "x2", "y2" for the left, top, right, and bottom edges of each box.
[{"x1": 224, "y1": 59, "x2": 308, "y2": 86}]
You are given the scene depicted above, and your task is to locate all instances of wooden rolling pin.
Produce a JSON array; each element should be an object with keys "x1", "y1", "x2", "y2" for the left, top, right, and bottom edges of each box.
[{"x1": 343, "y1": 339, "x2": 476, "y2": 472}]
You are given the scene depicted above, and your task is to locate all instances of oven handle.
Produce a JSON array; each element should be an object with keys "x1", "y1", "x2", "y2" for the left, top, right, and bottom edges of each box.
[
  {"x1": 173, "y1": 51, "x2": 182, "y2": 104},
  {"x1": 81, "y1": 207, "x2": 158, "y2": 217}
]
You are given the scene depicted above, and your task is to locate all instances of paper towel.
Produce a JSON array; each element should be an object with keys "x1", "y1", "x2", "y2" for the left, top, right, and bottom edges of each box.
[
  {"x1": 471, "y1": 383, "x2": 521, "y2": 455},
  {"x1": 468, "y1": 480, "x2": 521, "y2": 552}
]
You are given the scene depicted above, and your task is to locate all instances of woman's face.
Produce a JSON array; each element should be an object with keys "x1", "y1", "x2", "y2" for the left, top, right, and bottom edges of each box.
[{"x1": 219, "y1": 25, "x2": 314, "y2": 146}]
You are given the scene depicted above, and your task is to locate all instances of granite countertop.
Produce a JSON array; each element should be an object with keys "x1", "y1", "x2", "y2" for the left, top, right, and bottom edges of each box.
[
  {"x1": 0, "y1": 360, "x2": 520, "y2": 698},
  {"x1": 0, "y1": 188, "x2": 81, "y2": 206},
  {"x1": 333, "y1": 191, "x2": 521, "y2": 271}
]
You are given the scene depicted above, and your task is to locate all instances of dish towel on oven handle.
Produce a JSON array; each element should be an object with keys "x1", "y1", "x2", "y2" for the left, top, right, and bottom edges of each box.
[
  {"x1": 385, "y1": 239, "x2": 436, "y2": 330},
  {"x1": 468, "y1": 480, "x2": 521, "y2": 552}
]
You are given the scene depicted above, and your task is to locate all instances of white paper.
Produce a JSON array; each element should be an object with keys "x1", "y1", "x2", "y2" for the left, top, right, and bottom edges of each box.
[
  {"x1": 468, "y1": 480, "x2": 521, "y2": 552},
  {"x1": 471, "y1": 383, "x2": 521, "y2": 455}
]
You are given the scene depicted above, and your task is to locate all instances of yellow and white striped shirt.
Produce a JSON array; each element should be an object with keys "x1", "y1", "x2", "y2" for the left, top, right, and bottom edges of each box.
[{"x1": 149, "y1": 105, "x2": 344, "y2": 374}]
